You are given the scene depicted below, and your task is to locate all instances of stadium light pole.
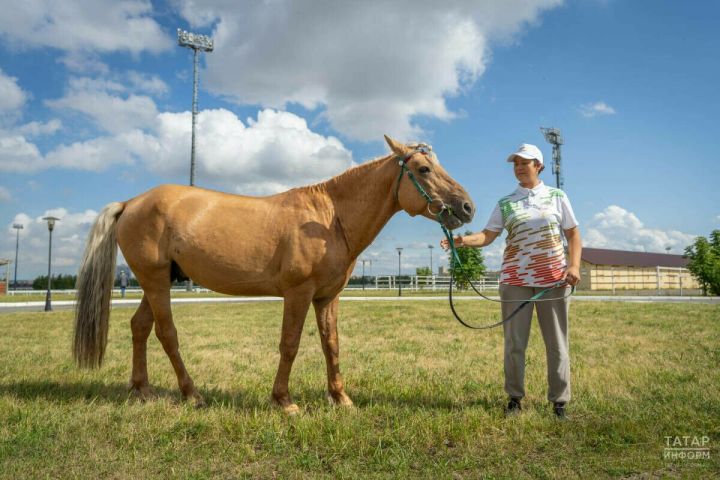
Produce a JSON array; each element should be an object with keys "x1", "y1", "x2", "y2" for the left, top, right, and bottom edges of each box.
[
  {"x1": 42, "y1": 216, "x2": 60, "y2": 312},
  {"x1": 12, "y1": 223, "x2": 23, "y2": 290},
  {"x1": 540, "y1": 127, "x2": 564, "y2": 189},
  {"x1": 177, "y1": 28, "x2": 213, "y2": 187},
  {"x1": 178, "y1": 28, "x2": 213, "y2": 292},
  {"x1": 396, "y1": 247, "x2": 403, "y2": 297}
]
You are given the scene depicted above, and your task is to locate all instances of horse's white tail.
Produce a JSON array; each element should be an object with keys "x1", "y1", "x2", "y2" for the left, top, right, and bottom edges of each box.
[{"x1": 73, "y1": 202, "x2": 125, "y2": 369}]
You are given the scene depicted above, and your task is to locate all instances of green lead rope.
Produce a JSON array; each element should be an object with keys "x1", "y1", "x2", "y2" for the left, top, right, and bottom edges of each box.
[
  {"x1": 395, "y1": 150, "x2": 573, "y2": 330},
  {"x1": 440, "y1": 224, "x2": 574, "y2": 330}
]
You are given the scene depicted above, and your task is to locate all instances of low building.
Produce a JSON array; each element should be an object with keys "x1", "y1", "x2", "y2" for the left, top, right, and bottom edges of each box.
[{"x1": 578, "y1": 248, "x2": 699, "y2": 293}]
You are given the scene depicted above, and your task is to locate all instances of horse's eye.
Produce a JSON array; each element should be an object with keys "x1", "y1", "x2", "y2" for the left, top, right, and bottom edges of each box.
[{"x1": 419, "y1": 166, "x2": 431, "y2": 174}]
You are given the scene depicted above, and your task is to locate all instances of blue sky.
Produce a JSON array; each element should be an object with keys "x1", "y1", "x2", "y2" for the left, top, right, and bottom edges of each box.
[{"x1": 1, "y1": 0, "x2": 718, "y2": 280}]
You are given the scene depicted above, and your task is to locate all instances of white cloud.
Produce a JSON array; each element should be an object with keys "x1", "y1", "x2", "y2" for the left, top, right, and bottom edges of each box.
[
  {"x1": 65, "y1": 76, "x2": 125, "y2": 94},
  {"x1": 0, "y1": 120, "x2": 61, "y2": 171},
  {"x1": 127, "y1": 71, "x2": 169, "y2": 96},
  {"x1": 44, "y1": 130, "x2": 154, "y2": 171},
  {"x1": 2, "y1": 104, "x2": 354, "y2": 195},
  {"x1": 584, "y1": 205, "x2": 695, "y2": 254},
  {"x1": 479, "y1": 241, "x2": 506, "y2": 271},
  {"x1": 16, "y1": 119, "x2": 62, "y2": 137},
  {"x1": 0, "y1": 186, "x2": 10, "y2": 202},
  {"x1": 1, "y1": 209, "x2": 99, "y2": 279},
  {"x1": 0, "y1": 132, "x2": 46, "y2": 172},
  {"x1": 44, "y1": 74, "x2": 169, "y2": 134},
  {"x1": 46, "y1": 79, "x2": 159, "y2": 134},
  {"x1": 177, "y1": 0, "x2": 562, "y2": 141},
  {"x1": 57, "y1": 52, "x2": 110, "y2": 75},
  {"x1": 146, "y1": 108, "x2": 355, "y2": 194},
  {"x1": 579, "y1": 101, "x2": 616, "y2": 118},
  {"x1": 0, "y1": 0, "x2": 172, "y2": 54},
  {"x1": 0, "y1": 68, "x2": 26, "y2": 113}
]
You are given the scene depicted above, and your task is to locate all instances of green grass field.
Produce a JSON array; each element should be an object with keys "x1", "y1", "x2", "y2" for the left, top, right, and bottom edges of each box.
[{"x1": 0, "y1": 300, "x2": 718, "y2": 478}]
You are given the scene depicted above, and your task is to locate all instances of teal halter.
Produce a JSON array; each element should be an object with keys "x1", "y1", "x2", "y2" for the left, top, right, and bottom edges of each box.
[
  {"x1": 393, "y1": 147, "x2": 464, "y2": 268},
  {"x1": 394, "y1": 146, "x2": 457, "y2": 224}
]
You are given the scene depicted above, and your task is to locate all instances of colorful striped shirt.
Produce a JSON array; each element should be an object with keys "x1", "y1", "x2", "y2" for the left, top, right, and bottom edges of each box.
[{"x1": 485, "y1": 182, "x2": 578, "y2": 287}]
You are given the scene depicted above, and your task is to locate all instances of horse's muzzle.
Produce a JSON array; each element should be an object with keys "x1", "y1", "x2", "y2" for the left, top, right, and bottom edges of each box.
[{"x1": 452, "y1": 198, "x2": 475, "y2": 224}]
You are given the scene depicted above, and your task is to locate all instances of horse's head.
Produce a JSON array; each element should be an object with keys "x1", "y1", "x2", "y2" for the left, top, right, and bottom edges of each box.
[{"x1": 385, "y1": 135, "x2": 475, "y2": 230}]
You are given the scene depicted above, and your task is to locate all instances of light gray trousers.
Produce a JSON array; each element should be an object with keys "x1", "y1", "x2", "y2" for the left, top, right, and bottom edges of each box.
[{"x1": 500, "y1": 283, "x2": 571, "y2": 404}]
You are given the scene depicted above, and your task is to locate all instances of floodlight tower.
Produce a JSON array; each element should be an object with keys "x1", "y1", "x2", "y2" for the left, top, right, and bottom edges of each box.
[
  {"x1": 540, "y1": 127, "x2": 564, "y2": 189},
  {"x1": 177, "y1": 28, "x2": 214, "y2": 187},
  {"x1": 178, "y1": 28, "x2": 213, "y2": 292}
]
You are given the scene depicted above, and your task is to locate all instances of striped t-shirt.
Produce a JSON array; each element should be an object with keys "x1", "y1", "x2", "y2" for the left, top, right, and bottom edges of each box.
[{"x1": 485, "y1": 182, "x2": 578, "y2": 287}]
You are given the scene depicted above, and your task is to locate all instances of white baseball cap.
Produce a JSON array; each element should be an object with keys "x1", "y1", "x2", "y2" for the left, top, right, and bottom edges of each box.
[{"x1": 507, "y1": 143, "x2": 543, "y2": 165}]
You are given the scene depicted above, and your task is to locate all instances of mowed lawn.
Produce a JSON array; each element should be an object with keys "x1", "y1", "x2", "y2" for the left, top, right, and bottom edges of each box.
[{"x1": 0, "y1": 300, "x2": 718, "y2": 479}]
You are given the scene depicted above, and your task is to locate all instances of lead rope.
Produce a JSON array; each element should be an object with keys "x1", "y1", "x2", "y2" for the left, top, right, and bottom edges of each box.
[
  {"x1": 441, "y1": 224, "x2": 573, "y2": 329},
  {"x1": 395, "y1": 149, "x2": 574, "y2": 330}
]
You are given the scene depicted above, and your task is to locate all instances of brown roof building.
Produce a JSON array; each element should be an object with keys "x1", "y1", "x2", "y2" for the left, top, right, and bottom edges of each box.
[
  {"x1": 582, "y1": 248, "x2": 689, "y2": 269},
  {"x1": 578, "y1": 248, "x2": 698, "y2": 293}
]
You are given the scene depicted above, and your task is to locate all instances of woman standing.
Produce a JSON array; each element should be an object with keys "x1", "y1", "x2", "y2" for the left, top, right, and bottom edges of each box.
[{"x1": 441, "y1": 143, "x2": 582, "y2": 418}]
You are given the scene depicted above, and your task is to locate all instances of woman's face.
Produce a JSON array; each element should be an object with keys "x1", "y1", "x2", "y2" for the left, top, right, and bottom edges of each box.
[{"x1": 512, "y1": 156, "x2": 542, "y2": 185}]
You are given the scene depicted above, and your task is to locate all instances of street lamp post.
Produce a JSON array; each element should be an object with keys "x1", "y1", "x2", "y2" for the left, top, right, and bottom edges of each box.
[
  {"x1": 396, "y1": 247, "x2": 403, "y2": 297},
  {"x1": 42, "y1": 216, "x2": 60, "y2": 312},
  {"x1": 178, "y1": 28, "x2": 213, "y2": 293},
  {"x1": 360, "y1": 259, "x2": 372, "y2": 291},
  {"x1": 428, "y1": 244, "x2": 434, "y2": 275},
  {"x1": 12, "y1": 223, "x2": 23, "y2": 290}
]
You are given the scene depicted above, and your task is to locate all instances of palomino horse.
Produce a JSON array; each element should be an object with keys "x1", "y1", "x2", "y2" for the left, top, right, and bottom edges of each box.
[{"x1": 73, "y1": 136, "x2": 475, "y2": 413}]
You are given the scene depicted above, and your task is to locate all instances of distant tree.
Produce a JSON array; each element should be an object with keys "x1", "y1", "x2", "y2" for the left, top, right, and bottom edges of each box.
[
  {"x1": 32, "y1": 274, "x2": 78, "y2": 290},
  {"x1": 416, "y1": 266, "x2": 431, "y2": 276},
  {"x1": 684, "y1": 230, "x2": 720, "y2": 296},
  {"x1": 448, "y1": 230, "x2": 486, "y2": 289}
]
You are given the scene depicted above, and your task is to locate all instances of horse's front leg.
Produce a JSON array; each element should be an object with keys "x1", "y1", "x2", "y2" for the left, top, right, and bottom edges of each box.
[
  {"x1": 271, "y1": 285, "x2": 313, "y2": 414},
  {"x1": 313, "y1": 295, "x2": 353, "y2": 407}
]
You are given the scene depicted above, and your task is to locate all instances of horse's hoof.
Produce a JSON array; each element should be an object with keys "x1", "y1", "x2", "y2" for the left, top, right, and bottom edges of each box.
[
  {"x1": 271, "y1": 395, "x2": 301, "y2": 415},
  {"x1": 128, "y1": 384, "x2": 155, "y2": 402},
  {"x1": 326, "y1": 391, "x2": 355, "y2": 407},
  {"x1": 181, "y1": 391, "x2": 207, "y2": 409}
]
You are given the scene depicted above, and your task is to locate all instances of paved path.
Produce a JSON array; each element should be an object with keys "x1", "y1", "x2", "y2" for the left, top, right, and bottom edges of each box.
[{"x1": 1, "y1": 294, "x2": 718, "y2": 313}]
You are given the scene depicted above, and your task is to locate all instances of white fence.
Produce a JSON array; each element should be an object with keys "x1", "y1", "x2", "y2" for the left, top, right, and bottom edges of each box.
[
  {"x1": 346, "y1": 275, "x2": 500, "y2": 292},
  {"x1": 6, "y1": 277, "x2": 499, "y2": 296}
]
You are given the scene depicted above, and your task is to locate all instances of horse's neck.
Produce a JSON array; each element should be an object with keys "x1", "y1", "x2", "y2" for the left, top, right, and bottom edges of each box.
[{"x1": 325, "y1": 156, "x2": 401, "y2": 259}]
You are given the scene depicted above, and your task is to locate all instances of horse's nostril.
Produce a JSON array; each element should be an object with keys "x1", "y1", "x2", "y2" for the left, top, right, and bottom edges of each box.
[{"x1": 463, "y1": 202, "x2": 473, "y2": 215}]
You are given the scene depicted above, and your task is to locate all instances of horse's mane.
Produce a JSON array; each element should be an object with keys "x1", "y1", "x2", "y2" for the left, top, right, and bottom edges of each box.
[
  {"x1": 291, "y1": 153, "x2": 394, "y2": 195},
  {"x1": 292, "y1": 142, "x2": 435, "y2": 195}
]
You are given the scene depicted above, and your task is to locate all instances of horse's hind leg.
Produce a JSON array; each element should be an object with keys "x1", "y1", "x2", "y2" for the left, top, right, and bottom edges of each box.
[
  {"x1": 140, "y1": 272, "x2": 205, "y2": 408},
  {"x1": 313, "y1": 295, "x2": 353, "y2": 407},
  {"x1": 128, "y1": 296, "x2": 154, "y2": 400}
]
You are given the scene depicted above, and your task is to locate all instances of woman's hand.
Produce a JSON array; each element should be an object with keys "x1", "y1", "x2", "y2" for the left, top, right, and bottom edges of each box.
[
  {"x1": 563, "y1": 265, "x2": 581, "y2": 286},
  {"x1": 440, "y1": 235, "x2": 463, "y2": 250}
]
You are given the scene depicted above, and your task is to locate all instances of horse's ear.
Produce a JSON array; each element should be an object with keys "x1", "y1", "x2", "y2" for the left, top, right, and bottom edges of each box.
[{"x1": 384, "y1": 135, "x2": 408, "y2": 156}]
